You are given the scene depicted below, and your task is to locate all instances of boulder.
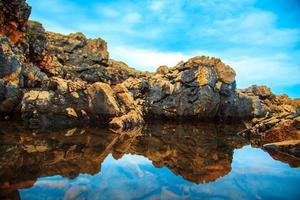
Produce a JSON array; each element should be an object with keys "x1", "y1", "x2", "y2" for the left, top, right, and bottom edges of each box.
[
  {"x1": 156, "y1": 65, "x2": 169, "y2": 75},
  {"x1": 87, "y1": 82, "x2": 120, "y2": 117}
]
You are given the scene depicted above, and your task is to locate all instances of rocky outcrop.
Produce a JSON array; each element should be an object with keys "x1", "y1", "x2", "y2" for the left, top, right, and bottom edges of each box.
[
  {"x1": 237, "y1": 87, "x2": 300, "y2": 159},
  {"x1": 144, "y1": 57, "x2": 267, "y2": 120},
  {"x1": 0, "y1": 0, "x2": 31, "y2": 44},
  {"x1": 0, "y1": 0, "x2": 299, "y2": 131}
]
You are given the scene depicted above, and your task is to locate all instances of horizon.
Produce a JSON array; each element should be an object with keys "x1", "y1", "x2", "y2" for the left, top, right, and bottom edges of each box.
[{"x1": 27, "y1": 0, "x2": 300, "y2": 98}]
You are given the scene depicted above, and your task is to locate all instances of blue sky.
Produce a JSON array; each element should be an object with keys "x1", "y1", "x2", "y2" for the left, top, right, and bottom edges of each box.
[{"x1": 27, "y1": 0, "x2": 300, "y2": 97}]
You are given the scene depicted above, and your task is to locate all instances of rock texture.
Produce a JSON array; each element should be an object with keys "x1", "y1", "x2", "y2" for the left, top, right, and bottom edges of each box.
[
  {"x1": 0, "y1": 0, "x2": 299, "y2": 132},
  {"x1": 0, "y1": 0, "x2": 31, "y2": 44}
]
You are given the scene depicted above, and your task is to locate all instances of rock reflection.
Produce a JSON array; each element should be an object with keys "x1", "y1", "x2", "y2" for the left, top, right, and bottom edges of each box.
[
  {"x1": 123, "y1": 123, "x2": 247, "y2": 184},
  {"x1": 0, "y1": 122, "x2": 247, "y2": 199}
]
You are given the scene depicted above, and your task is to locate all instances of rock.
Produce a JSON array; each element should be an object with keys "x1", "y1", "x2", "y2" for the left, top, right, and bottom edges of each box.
[
  {"x1": 46, "y1": 31, "x2": 109, "y2": 67},
  {"x1": 294, "y1": 116, "x2": 300, "y2": 129},
  {"x1": 156, "y1": 65, "x2": 169, "y2": 75},
  {"x1": 196, "y1": 66, "x2": 217, "y2": 87},
  {"x1": 0, "y1": 0, "x2": 297, "y2": 131},
  {"x1": 66, "y1": 107, "x2": 78, "y2": 118},
  {"x1": 214, "y1": 61, "x2": 236, "y2": 84},
  {"x1": 0, "y1": 0, "x2": 31, "y2": 44},
  {"x1": 0, "y1": 36, "x2": 22, "y2": 79},
  {"x1": 87, "y1": 82, "x2": 120, "y2": 117},
  {"x1": 183, "y1": 56, "x2": 236, "y2": 84},
  {"x1": 20, "y1": 20, "x2": 48, "y2": 63},
  {"x1": 109, "y1": 110, "x2": 144, "y2": 130},
  {"x1": 247, "y1": 85, "x2": 273, "y2": 100},
  {"x1": 0, "y1": 79, "x2": 4, "y2": 101},
  {"x1": 21, "y1": 64, "x2": 48, "y2": 87}
]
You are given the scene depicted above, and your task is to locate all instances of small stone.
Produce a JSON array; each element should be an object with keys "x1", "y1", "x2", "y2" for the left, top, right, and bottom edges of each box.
[{"x1": 66, "y1": 107, "x2": 78, "y2": 118}]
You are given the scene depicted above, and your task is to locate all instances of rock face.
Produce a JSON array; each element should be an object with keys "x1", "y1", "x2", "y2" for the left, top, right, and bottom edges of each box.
[
  {"x1": 0, "y1": 0, "x2": 31, "y2": 44},
  {"x1": 0, "y1": 0, "x2": 299, "y2": 130}
]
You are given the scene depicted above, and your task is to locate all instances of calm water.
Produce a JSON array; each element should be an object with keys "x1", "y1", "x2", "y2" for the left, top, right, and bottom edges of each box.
[{"x1": 0, "y1": 122, "x2": 299, "y2": 200}]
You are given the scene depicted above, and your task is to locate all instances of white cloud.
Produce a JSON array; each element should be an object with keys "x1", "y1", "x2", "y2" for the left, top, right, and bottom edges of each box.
[
  {"x1": 225, "y1": 56, "x2": 300, "y2": 88},
  {"x1": 149, "y1": 1, "x2": 165, "y2": 12},
  {"x1": 97, "y1": 7, "x2": 120, "y2": 18},
  {"x1": 212, "y1": 11, "x2": 300, "y2": 47},
  {"x1": 123, "y1": 12, "x2": 142, "y2": 24},
  {"x1": 110, "y1": 46, "x2": 190, "y2": 71},
  {"x1": 32, "y1": 18, "x2": 76, "y2": 35}
]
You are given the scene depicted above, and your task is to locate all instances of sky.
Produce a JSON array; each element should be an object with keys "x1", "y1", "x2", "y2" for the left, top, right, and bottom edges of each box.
[{"x1": 27, "y1": 0, "x2": 300, "y2": 97}]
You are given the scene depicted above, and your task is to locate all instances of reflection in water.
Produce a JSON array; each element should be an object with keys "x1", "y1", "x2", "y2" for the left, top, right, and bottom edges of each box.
[{"x1": 0, "y1": 122, "x2": 299, "y2": 199}]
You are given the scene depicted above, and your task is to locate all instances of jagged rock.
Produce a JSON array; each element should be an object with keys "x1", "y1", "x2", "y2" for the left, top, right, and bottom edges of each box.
[
  {"x1": 0, "y1": 0, "x2": 298, "y2": 130},
  {"x1": 183, "y1": 56, "x2": 236, "y2": 84},
  {"x1": 0, "y1": 0, "x2": 31, "y2": 44},
  {"x1": 87, "y1": 82, "x2": 120, "y2": 117},
  {"x1": 0, "y1": 36, "x2": 22, "y2": 79},
  {"x1": 20, "y1": 20, "x2": 48, "y2": 63},
  {"x1": 144, "y1": 57, "x2": 253, "y2": 120},
  {"x1": 0, "y1": 82, "x2": 22, "y2": 114},
  {"x1": 46, "y1": 31, "x2": 108, "y2": 67},
  {"x1": 21, "y1": 64, "x2": 48, "y2": 87},
  {"x1": 250, "y1": 85, "x2": 273, "y2": 100},
  {"x1": 109, "y1": 110, "x2": 144, "y2": 130}
]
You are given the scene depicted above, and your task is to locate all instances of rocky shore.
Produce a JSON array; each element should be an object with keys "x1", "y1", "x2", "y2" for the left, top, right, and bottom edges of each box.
[{"x1": 1, "y1": 1, "x2": 300, "y2": 156}]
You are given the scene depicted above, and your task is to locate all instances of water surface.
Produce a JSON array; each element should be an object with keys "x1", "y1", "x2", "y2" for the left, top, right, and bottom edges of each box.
[{"x1": 0, "y1": 122, "x2": 299, "y2": 199}]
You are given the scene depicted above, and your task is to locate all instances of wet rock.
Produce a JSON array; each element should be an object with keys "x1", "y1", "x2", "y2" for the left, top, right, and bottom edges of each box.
[{"x1": 109, "y1": 110, "x2": 144, "y2": 130}]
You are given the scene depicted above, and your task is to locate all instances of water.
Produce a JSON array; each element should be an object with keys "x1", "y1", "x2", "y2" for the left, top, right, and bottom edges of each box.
[{"x1": 0, "y1": 122, "x2": 299, "y2": 200}]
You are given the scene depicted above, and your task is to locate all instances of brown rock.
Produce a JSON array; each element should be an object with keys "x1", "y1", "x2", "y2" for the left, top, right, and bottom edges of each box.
[
  {"x1": 156, "y1": 65, "x2": 169, "y2": 75},
  {"x1": 66, "y1": 107, "x2": 78, "y2": 118},
  {"x1": 87, "y1": 82, "x2": 120, "y2": 116}
]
